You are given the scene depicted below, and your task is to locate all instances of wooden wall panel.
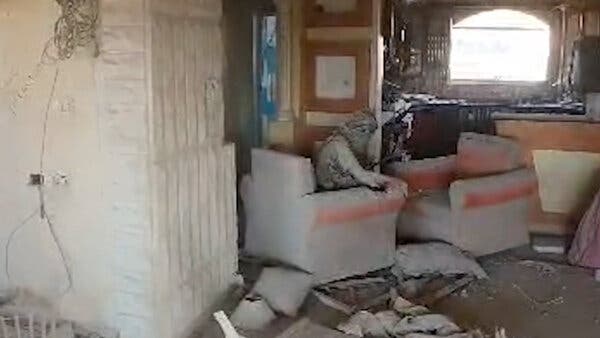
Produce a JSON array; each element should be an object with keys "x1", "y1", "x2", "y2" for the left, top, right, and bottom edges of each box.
[
  {"x1": 304, "y1": 0, "x2": 373, "y2": 27},
  {"x1": 302, "y1": 41, "x2": 371, "y2": 113},
  {"x1": 496, "y1": 119, "x2": 600, "y2": 235}
]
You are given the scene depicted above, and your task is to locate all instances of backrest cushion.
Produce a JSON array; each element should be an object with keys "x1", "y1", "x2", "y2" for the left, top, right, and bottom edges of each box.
[
  {"x1": 251, "y1": 148, "x2": 316, "y2": 197},
  {"x1": 384, "y1": 156, "x2": 457, "y2": 192},
  {"x1": 457, "y1": 133, "x2": 523, "y2": 178}
]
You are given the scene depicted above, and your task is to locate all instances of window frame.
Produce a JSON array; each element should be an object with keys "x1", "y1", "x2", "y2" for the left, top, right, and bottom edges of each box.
[{"x1": 447, "y1": 7, "x2": 556, "y2": 87}]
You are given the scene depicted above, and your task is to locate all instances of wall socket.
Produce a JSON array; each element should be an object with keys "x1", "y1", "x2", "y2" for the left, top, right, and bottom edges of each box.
[{"x1": 29, "y1": 173, "x2": 44, "y2": 186}]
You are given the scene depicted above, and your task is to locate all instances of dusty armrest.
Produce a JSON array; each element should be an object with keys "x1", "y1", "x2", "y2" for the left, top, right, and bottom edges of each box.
[
  {"x1": 384, "y1": 156, "x2": 457, "y2": 192},
  {"x1": 305, "y1": 186, "x2": 406, "y2": 225},
  {"x1": 449, "y1": 168, "x2": 538, "y2": 210}
]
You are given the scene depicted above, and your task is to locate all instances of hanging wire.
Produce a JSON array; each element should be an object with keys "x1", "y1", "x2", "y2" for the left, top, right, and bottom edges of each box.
[
  {"x1": 52, "y1": 0, "x2": 99, "y2": 61},
  {"x1": 10, "y1": 0, "x2": 98, "y2": 115}
]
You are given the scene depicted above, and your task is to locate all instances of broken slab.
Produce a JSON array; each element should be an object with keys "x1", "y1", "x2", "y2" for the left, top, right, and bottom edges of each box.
[
  {"x1": 392, "y1": 296, "x2": 430, "y2": 317},
  {"x1": 374, "y1": 310, "x2": 401, "y2": 333},
  {"x1": 393, "y1": 243, "x2": 488, "y2": 280},
  {"x1": 252, "y1": 267, "x2": 313, "y2": 317},
  {"x1": 393, "y1": 314, "x2": 462, "y2": 336},
  {"x1": 312, "y1": 290, "x2": 354, "y2": 315},
  {"x1": 337, "y1": 311, "x2": 390, "y2": 337}
]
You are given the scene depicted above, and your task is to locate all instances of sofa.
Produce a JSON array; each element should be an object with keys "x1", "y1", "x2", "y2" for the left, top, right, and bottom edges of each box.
[
  {"x1": 384, "y1": 133, "x2": 538, "y2": 256},
  {"x1": 242, "y1": 148, "x2": 407, "y2": 283}
]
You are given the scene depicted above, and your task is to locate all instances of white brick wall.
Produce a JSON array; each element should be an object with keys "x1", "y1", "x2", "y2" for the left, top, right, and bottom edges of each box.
[{"x1": 98, "y1": 0, "x2": 236, "y2": 337}]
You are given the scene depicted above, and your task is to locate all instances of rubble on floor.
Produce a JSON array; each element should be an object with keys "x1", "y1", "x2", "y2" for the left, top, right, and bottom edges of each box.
[
  {"x1": 276, "y1": 318, "x2": 353, "y2": 338},
  {"x1": 217, "y1": 242, "x2": 499, "y2": 337},
  {"x1": 393, "y1": 243, "x2": 488, "y2": 280},
  {"x1": 336, "y1": 296, "x2": 488, "y2": 338},
  {"x1": 0, "y1": 289, "x2": 117, "y2": 338}
]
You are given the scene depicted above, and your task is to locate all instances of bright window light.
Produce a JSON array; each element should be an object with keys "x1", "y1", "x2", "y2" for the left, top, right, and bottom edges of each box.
[{"x1": 450, "y1": 9, "x2": 550, "y2": 82}]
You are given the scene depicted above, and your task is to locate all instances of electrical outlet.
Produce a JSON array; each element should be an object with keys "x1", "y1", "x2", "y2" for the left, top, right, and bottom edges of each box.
[{"x1": 29, "y1": 173, "x2": 44, "y2": 186}]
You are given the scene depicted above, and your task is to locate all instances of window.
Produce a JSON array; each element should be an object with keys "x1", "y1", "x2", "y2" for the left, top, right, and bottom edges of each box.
[{"x1": 450, "y1": 9, "x2": 550, "y2": 83}]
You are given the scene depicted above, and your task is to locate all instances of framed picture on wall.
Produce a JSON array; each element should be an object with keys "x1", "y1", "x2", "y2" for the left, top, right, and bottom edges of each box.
[
  {"x1": 302, "y1": 41, "x2": 371, "y2": 113},
  {"x1": 305, "y1": 0, "x2": 373, "y2": 27}
]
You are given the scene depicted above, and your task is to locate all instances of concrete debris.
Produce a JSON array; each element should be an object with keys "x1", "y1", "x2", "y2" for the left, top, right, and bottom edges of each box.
[
  {"x1": 252, "y1": 267, "x2": 313, "y2": 317},
  {"x1": 326, "y1": 277, "x2": 388, "y2": 290},
  {"x1": 213, "y1": 311, "x2": 246, "y2": 338},
  {"x1": 337, "y1": 311, "x2": 390, "y2": 337},
  {"x1": 230, "y1": 297, "x2": 276, "y2": 331},
  {"x1": 333, "y1": 292, "x2": 503, "y2": 338},
  {"x1": 276, "y1": 318, "x2": 354, "y2": 338},
  {"x1": 393, "y1": 243, "x2": 488, "y2": 280},
  {"x1": 392, "y1": 297, "x2": 430, "y2": 317},
  {"x1": 312, "y1": 290, "x2": 354, "y2": 315},
  {"x1": 393, "y1": 314, "x2": 462, "y2": 336},
  {"x1": 421, "y1": 276, "x2": 475, "y2": 306},
  {"x1": 358, "y1": 291, "x2": 392, "y2": 311},
  {"x1": 398, "y1": 277, "x2": 432, "y2": 298},
  {"x1": 375, "y1": 311, "x2": 401, "y2": 333}
]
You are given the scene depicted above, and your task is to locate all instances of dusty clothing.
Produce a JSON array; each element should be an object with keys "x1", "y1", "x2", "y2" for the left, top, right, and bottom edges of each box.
[
  {"x1": 568, "y1": 185, "x2": 600, "y2": 268},
  {"x1": 315, "y1": 111, "x2": 391, "y2": 190}
]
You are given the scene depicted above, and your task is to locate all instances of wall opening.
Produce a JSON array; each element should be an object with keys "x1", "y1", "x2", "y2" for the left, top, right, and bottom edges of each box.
[{"x1": 450, "y1": 9, "x2": 550, "y2": 83}]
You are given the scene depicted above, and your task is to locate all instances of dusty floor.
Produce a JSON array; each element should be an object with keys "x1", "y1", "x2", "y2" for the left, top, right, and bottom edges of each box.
[
  {"x1": 196, "y1": 247, "x2": 600, "y2": 338},
  {"x1": 435, "y1": 247, "x2": 600, "y2": 338}
]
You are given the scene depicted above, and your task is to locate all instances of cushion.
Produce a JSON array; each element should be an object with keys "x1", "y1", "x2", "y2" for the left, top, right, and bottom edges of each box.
[
  {"x1": 456, "y1": 133, "x2": 523, "y2": 178},
  {"x1": 384, "y1": 156, "x2": 457, "y2": 192},
  {"x1": 252, "y1": 267, "x2": 313, "y2": 317},
  {"x1": 251, "y1": 148, "x2": 316, "y2": 197}
]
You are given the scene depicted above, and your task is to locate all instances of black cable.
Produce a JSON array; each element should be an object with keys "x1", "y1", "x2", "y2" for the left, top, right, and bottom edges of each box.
[
  {"x1": 38, "y1": 67, "x2": 74, "y2": 295},
  {"x1": 4, "y1": 68, "x2": 73, "y2": 295},
  {"x1": 4, "y1": 209, "x2": 40, "y2": 283}
]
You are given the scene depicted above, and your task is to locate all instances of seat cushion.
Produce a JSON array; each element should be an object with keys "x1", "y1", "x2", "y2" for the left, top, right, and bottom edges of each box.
[
  {"x1": 456, "y1": 133, "x2": 523, "y2": 178},
  {"x1": 398, "y1": 191, "x2": 454, "y2": 244}
]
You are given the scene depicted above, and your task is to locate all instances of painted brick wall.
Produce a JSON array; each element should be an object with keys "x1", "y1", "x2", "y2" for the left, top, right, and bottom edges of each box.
[{"x1": 0, "y1": 1, "x2": 236, "y2": 338}]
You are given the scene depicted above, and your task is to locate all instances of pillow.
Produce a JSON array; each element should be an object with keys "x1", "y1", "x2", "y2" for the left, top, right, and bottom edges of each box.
[
  {"x1": 252, "y1": 267, "x2": 313, "y2": 317},
  {"x1": 456, "y1": 133, "x2": 523, "y2": 178}
]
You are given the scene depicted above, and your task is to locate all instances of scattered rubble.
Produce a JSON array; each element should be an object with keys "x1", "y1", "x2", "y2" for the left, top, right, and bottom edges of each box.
[
  {"x1": 0, "y1": 289, "x2": 117, "y2": 338},
  {"x1": 420, "y1": 276, "x2": 475, "y2": 306},
  {"x1": 337, "y1": 311, "x2": 390, "y2": 337},
  {"x1": 393, "y1": 243, "x2": 488, "y2": 280},
  {"x1": 312, "y1": 290, "x2": 354, "y2": 315},
  {"x1": 225, "y1": 243, "x2": 499, "y2": 337},
  {"x1": 336, "y1": 295, "x2": 495, "y2": 338},
  {"x1": 394, "y1": 314, "x2": 462, "y2": 336}
]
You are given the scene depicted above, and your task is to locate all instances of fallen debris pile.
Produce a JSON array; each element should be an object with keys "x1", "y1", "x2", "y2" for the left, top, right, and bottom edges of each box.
[
  {"x1": 337, "y1": 296, "x2": 481, "y2": 338},
  {"x1": 0, "y1": 289, "x2": 118, "y2": 338},
  {"x1": 227, "y1": 267, "x2": 314, "y2": 332},
  {"x1": 216, "y1": 243, "x2": 499, "y2": 338}
]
